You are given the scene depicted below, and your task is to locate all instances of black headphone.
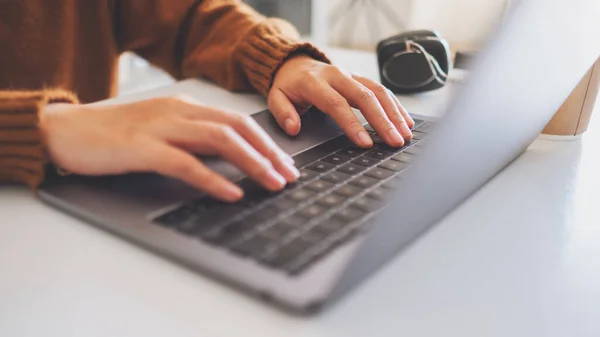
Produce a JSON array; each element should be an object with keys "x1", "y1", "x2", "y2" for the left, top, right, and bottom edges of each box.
[{"x1": 377, "y1": 30, "x2": 451, "y2": 94}]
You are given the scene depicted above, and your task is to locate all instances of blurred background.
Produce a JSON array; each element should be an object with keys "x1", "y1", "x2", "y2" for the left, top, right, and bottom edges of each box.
[{"x1": 119, "y1": 0, "x2": 512, "y2": 95}]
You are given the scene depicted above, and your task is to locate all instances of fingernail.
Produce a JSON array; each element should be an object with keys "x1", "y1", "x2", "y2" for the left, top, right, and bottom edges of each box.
[
  {"x1": 279, "y1": 151, "x2": 294, "y2": 164},
  {"x1": 281, "y1": 161, "x2": 300, "y2": 182},
  {"x1": 357, "y1": 131, "x2": 373, "y2": 147},
  {"x1": 265, "y1": 170, "x2": 287, "y2": 190},
  {"x1": 401, "y1": 124, "x2": 413, "y2": 140},
  {"x1": 388, "y1": 128, "x2": 404, "y2": 145},
  {"x1": 222, "y1": 184, "x2": 244, "y2": 201},
  {"x1": 284, "y1": 118, "x2": 296, "y2": 134}
]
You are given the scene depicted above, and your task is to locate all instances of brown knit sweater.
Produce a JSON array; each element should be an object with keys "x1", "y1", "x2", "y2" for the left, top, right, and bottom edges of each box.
[{"x1": 0, "y1": 0, "x2": 327, "y2": 188}]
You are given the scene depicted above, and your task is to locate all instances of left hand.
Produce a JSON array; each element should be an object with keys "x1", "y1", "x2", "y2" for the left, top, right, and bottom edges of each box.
[{"x1": 268, "y1": 55, "x2": 415, "y2": 148}]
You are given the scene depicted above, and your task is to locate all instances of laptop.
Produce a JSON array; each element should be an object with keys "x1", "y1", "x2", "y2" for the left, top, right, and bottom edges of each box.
[{"x1": 39, "y1": 0, "x2": 600, "y2": 313}]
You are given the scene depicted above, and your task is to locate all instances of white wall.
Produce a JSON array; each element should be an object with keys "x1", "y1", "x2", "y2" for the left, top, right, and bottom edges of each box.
[
  {"x1": 409, "y1": 0, "x2": 510, "y2": 50},
  {"x1": 321, "y1": 0, "x2": 510, "y2": 51}
]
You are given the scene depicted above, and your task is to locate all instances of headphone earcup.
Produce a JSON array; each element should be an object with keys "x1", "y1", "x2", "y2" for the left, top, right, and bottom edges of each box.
[
  {"x1": 417, "y1": 37, "x2": 451, "y2": 76},
  {"x1": 377, "y1": 31, "x2": 451, "y2": 94},
  {"x1": 376, "y1": 30, "x2": 439, "y2": 52},
  {"x1": 381, "y1": 50, "x2": 438, "y2": 92}
]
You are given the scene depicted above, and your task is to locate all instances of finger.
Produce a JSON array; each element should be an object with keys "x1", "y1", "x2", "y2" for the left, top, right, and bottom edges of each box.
[
  {"x1": 178, "y1": 105, "x2": 299, "y2": 182},
  {"x1": 268, "y1": 88, "x2": 302, "y2": 136},
  {"x1": 387, "y1": 87, "x2": 415, "y2": 129},
  {"x1": 163, "y1": 121, "x2": 288, "y2": 192},
  {"x1": 352, "y1": 75, "x2": 413, "y2": 140},
  {"x1": 299, "y1": 78, "x2": 373, "y2": 148},
  {"x1": 144, "y1": 142, "x2": 244, "y2": 202},
  {"x1": 328, "y1": 73, "x2": 405, "y2": 147}
]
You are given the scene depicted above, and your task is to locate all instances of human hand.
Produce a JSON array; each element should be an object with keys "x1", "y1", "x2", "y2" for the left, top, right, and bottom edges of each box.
[
  {"x1": 269, "y1": 55, "x2": 415, "y2": 148},
  {"x1": 40, "y1": 96, "x2": 299, "y2": 202}
]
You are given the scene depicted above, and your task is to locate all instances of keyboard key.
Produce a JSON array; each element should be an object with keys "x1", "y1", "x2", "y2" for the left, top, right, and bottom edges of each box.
[
  {"x1": 304, "y1": 161, "x2": 335, "y2": 173},
  {"x1": 271, "y1": 196, "x2": 296, "y2": 210},
  {"x1": 391, "y1": 152, "x2": 416, "y2": 163},
  {"x1": 304, "y1": 179, "x2": 335, "y2": 193},
  {"x1": 364, "y1": 167, "x2": 396, "y2": 180},
  {"x1": 299, "y1": 228, "x2": 328, "y2": 244},
  {"x1": 321, "y1": 154, "x2": 351, "y2": 165},
  {"x1": 316, "y1": 194, "x2": 346, "y2": 208},
  {"x1": 297, "y1": 204, "x2": 327, "y2": 219},
  {"x1": 336, "y1": 146, "x2": 367, "y2": 158},
  {"x1": 378, "y1": 159, "x2": 408, "y2": 172},
  {"x1": 250, "y1": 205, "x2": 281, "y2": 221},
  {"x1": 279, "y1": 214, "x2": 308, "y2": 229},
  {"x1": 203, "y1": 220, "x2": 254, "y2": 244},
  {"x1": 155, "y1": 208, "x2": 192, "y2": 227},
  {"x1": 320, "y1": 171, "x2": 351, "y2": 184},
  {"x1": 230, "y1": 234, "x2": 274, "y2": 257},
  {"x1": 287, "y1": 188, "x2": 316, "y2": 202},
  {"x1": 367, "y1": 187, "x2": 389, "y2": 200},
  {"x1": 381, "y1": 180, "x2": 399, "y2": 190},
  {"x1": 404, "y1": 145, "x2": 422, "y2": 155},
  {"x1": 337, "y1": 163, "x2": 367, "y2": 175},
  {"x1": 298, "y1": 169, "x2": 319, "y2": 182},
  {"x1": 370, "y1": 133, "x2": 385, "y2": 144},
  {"x1": 351, "y1": 156, "x2": 380, "y2": 167},
  {"x1": 364, "y1": 148, "x2": 394, "y2": 160},
  {"x1": 260, "y1": 224, "x2": 292, "y2": 240},
  {"x1": 353, "y1": 196, "x2": 385, "y2": 212},
  {"x1": 414, "y1": 122, "x2": 434, "y2": 133},
  {"x1": 238, "y1": 180, "x2": 281, "y2": 206},
  {"x1": 334, "y1": 207, "x2": 367, "y2": 222},
  {"x1": 412, "y1": 130, "x2": 427, "y2": 140},
  {"x1": 260, "y1": 244, "x2": 307, "y2": 268},
  {"x1": 333, "y1": 184, "x2": 363, "y2": 198},
  {"x1": 312, "y1": 217, "x2": 348, "y2": 235},
  {"x1": 375, "y1": 143, "x2": 405, "y2": 153},
  {"x1": 349, "y1": 176, "x2": 379, "y2": 188}
]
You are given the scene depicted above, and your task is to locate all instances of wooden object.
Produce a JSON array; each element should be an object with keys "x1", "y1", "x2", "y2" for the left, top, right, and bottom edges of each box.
[{"x1": 542, "y1": 58, "x2": 600, "y2": 136}]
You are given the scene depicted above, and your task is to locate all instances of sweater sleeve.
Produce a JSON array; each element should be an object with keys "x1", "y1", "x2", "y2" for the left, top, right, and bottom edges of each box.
[
  {"x1": 114, "y1": 0, "x2": 330, "y2": 96},
  {"x1": 0, "y1": 90, "x2": 79, "y2": 188}
]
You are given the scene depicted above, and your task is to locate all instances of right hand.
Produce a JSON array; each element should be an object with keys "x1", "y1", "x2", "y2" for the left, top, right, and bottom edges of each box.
[{"x1": 40, "y1": 95, "x2": 299, "y2": 202}]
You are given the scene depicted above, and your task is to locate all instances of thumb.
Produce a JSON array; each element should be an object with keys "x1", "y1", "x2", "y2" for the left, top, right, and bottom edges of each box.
[{"x1": 267, "y1": 89, "x2": 301, "y2": 136}]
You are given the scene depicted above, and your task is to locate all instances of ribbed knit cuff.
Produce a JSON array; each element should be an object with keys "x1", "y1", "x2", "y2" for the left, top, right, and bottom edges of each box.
[
  {"x1": 0, "y1": 89, "x2": 79, "y2": 188},
  {"x1": 236, "y1": 19, "x2": 331, "y2": 96}
]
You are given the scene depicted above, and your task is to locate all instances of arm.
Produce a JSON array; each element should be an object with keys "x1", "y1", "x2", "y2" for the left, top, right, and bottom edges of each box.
[
  {"x1": 114, "y1": 0, "x2": 415, "y2": 148},
  {"x1": 115, "y1": 0, "x2": 328, "y2": 95},
  {"x1": 0, "y1": 90, "x2": 78, "y2": 188}
]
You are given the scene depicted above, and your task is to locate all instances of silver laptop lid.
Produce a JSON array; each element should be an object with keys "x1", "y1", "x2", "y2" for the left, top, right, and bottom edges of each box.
[{"x1": 330, "y1": 0, "x2": 600, "y2": 299}]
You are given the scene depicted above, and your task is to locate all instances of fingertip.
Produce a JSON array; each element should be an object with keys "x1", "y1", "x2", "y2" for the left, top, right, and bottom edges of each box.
[
  {"x1": 264, "y1": 170, "x2": 287, "y2": 191},
  {"x1": 386, "y1": 128, "x2": 404, "y2": 146},
  {"x1": 284, "y1": 117, "x2": 300, "y2": 136},
  {"x1": 357, "y1": 130, "x2": 374, "y2": 148},
  {"x1": 221, "y1": 183, "x2": 244, "y2": 202},
  {"x1": 278, "y1": 161, "x2": 300, "y2": 183}
]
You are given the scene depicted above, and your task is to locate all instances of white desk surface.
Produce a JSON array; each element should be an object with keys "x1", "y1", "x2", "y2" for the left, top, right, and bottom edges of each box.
[{"x1": 2, "y1": 49, "x2": 600, "y2": 337}]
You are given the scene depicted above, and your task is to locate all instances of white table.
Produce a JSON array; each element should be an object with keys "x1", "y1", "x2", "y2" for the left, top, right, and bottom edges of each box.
[{"x1": 2, "y1": 49, "x2": 600, "y2": 337}]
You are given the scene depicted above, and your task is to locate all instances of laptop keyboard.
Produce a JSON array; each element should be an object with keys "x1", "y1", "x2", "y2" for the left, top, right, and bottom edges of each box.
[{"x1": 154, "y1": 121, "x2": 432, "y2": 275}]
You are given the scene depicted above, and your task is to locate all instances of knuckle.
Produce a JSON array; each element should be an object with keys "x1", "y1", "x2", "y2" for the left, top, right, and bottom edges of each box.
[
  {"x1": 231, "y1": 113, "x2": 254, "y2": 130},
  {"x1": 373, "y1": 84, "x2": 389, "y2": 96},
  {"x1": 326, "y1": 95, "x2": 348, "y2": 110},
  {"x1": 300, "y1": 71, "x2": 319, "y2": 85},
  {"x1": 325, "y1": 65, "x2": 346, "y2": 77},
  {"x1": 356, "y1": 88, "x2": 376, "y2": 102},
  {"x1": 168, "y1": 159, "x2": 196, "y2": 178},
  {"x1": 391, "y1": 113, "x2": 407, "y2": 124},
  {"x1": 346, "y1": 119, "x2": 364, "y2": 131},
  {"x1": 213, "y1": 124, "x2": 237, "y2": 142}
]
